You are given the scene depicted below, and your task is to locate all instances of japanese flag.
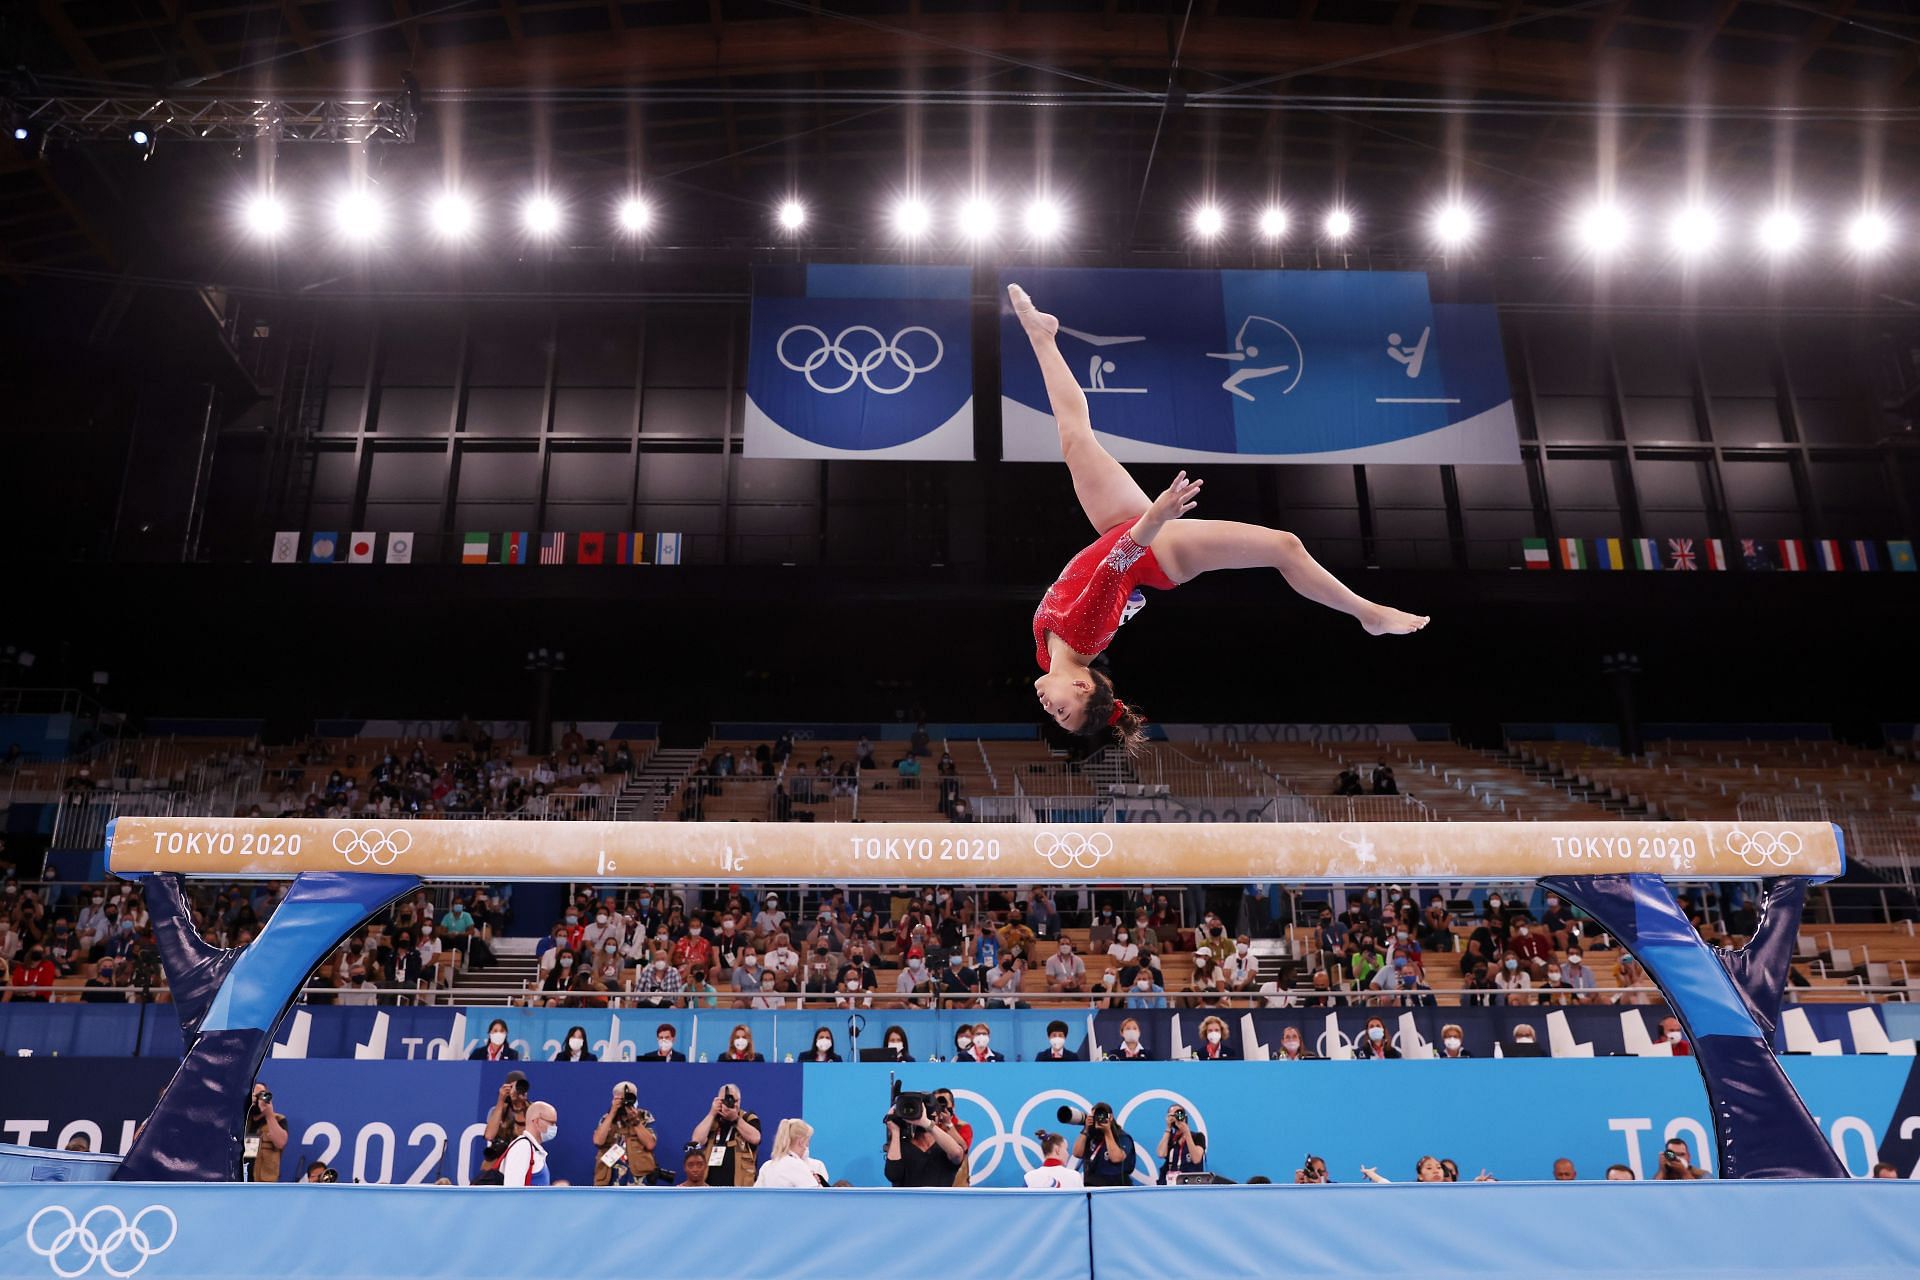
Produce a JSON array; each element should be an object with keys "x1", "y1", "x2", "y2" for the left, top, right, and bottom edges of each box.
[{"x1": 348, "y1": 533, "x2": 376, "y2": 564}]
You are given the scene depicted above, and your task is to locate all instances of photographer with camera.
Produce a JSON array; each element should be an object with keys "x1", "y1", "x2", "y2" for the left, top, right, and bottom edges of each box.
[
  {"x1": 689, "y1": 1084, "x2": 761, "y2": 1187},
  {"x1": 592, "y1": 1081, "x2": 660, "y2": 1186},
  {"x1": 1654, "y1": 1136, "x2": 1708, "y2": 1180},
  {"x1": 1293, "y1": 1154, "x2": 1332, "y2": 1185},
  {"x1": 1155, "y1": 1106, "x2": 1207, "y2": 1184},
  {"x1": 242, "y1": 1081, "x2": 288, "y2": 1182},
  {"x1": 484, "y1": 1070, "x2": 532, "y2": 1145},
  {"x1": 883, "y1": 1088, "x2": 967, "y2": 1188},
  {"x1": 1067, "y1": 1102, "x2": 1137, "y2": 1188}
]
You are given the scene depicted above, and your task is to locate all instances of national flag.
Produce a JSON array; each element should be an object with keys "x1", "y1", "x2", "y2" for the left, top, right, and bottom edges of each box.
[
  {"x1": 655, "y1": 531, "x2": 682, "y2": 565},
  {"x1": 462, "y1": 532, "x2": 491, "y2": 564},
  {"x1": 1891, "y1": 541, "x2": 1916, "y2": 573},
  {"x1": 1593, "y1": 538, "x2": 1625, "y2": 571},
  {"x1": 271, "y1": 531, "x2": 300, "y2": 564},
  {"x1": 1666, "y1": 538, "x2": 1696, "y2": 571},
  {"x1": 576, "y1": 532, "x2": 605, "y2": 565},
  {"x1": 1704, "y1": 539, "x2": 1729, "y2": 571},
  {"x1": 1741, "y1": 539, "x2": 1775, "y2": 571},
  {"x1": 540, "y1": 532, "x2": 567, "y2": 564},
  {"x1": 1558, "y1": 538, "x2": 1588, "y2": 570},
  {"x1": 1521, "y1": 538, "x2": 1550, "y2": 570},
  {"x1": 1630, "y1": 538, "x2": 1661, "y2": 571},
  {"x1": 309, "y1": 532, "x2": 339, "y2": 564},
  {"x1": 614, "y1": 532, "x2": 643, "y2": 564},
  {"x1": 1778, "y1": 539, "x2": 1807, "y2": 572},
  {"x1": 1814, "y1": 539, "x2": 1844, "y2": 572},
  {"x1": 348, "y1": 532, "x2": 376, "y2": 564},
  {"x1": 498, "y1": 532, "x2": 529, "y2": 565},
  {"x1": 1849, "y1": 540, "x2": 1880, "y2": 572},
  {"x1": 386, "y1": 533, "x2": 413, "y2": 565}
]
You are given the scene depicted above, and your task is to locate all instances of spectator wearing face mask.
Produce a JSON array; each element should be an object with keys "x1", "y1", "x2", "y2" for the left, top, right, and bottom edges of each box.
[
  {"x1": 1654, "y1": 1136, "x2": 1708, "y2": 1180},
  {"x1": 872, "y1": 1026, "x2": 910, "y2": 1062},
  {"x1": 1036, "y1": 1019, "x2": 1078, "y2": 1062},
  {"x1": 1044, "y1": 938, "x2": 1087, "y2": 994},
  {"x1": 1274, "y1": 1026, "x2": 1316, "y2": 1060},
  {"x1": 1109, "y1": 1017, "x2": 1153, "y2": 1060},
  {"x1": 1657, "y1": 1016, "x2": 1693, "y2": 1056},
  {"x1": 638, "y1": 1024, "x2": 686, "y2": 1063},
  {"x1": 554, "y1": 1025, "x2": 596, "y2": 1062},
  {"x1": 1494, "y1": 951, "x2": 1533, "y2": 1004},
  {"x1": 470, "y1": 1018, "x2": 520, "y2": 1061},
  {"x1": 1435, "y1": 1023, "x2": 1472, "y2": 1058},
  {"x1": 1125, "y1": 968, "x2": 1167, "y2": 1009},
  {"x1": 897, "y1": 946, "x2": 933, "y2": 994},
  {"x1": 1222, "y1": 935, "x2": 1258, "y2": 996},
  {"x1": 1353, "y1": 1016, "x2": 1399, "y2": 1059},
  {"x1": 1559, "y1": 949, "x2": 1598, "y2": 1002},
  {"x1": 1194, "y1": 1015, "x2": 1235, "y2": 1061},
  {"x1": 538, "y1": 949, "x2": 579, "y2": 1007},
  {"x1": 1505, "y1": 1024, "x2": 1545, "y2": 1057},
  {"x1": 673, "y1": 918, "x2": 714, "y2": 975},
  {"x1": 957, "y1": 1024, "x2": 1004, "y2": 1063},
  {"x1": 720, "y1": 1023, "x2": 764, "y2": 1062},
  {"x1": 940, "y1": 951, "x2": 983, "y2": 1003},
  {"x1": 1508, "y1": 919, "x2": 1552, "y2": 974},
  {"x1": 804, "y1": 1027, "x2": 842, "y2": 1062},
  {"x1": 1107, "y1": 927, "x2": 1141, "y2": 977},
  {"x1": 635, "y1": 953, "x2": 685, "y2": 1007}
]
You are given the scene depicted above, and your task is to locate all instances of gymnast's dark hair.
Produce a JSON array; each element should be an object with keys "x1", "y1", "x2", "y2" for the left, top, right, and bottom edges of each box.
[{"x1": 1076, "y1": 666, "x2": 1149, "y2": 757}]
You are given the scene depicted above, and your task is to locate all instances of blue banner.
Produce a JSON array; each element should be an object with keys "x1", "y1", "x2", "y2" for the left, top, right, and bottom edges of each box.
[
  {"x1": 999, "y1": 267, "x2": 1518, "y2": 464},
  {"x1": 746, "y1": 265, "x2": 975, "y2": 459}
]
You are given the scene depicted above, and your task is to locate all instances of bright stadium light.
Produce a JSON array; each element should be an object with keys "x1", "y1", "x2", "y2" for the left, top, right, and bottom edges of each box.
[
  {"x1": 1024, "y1": 198, "x2": 1063, "y2": 241},
  {"x1": 777, "y1": 199, "x2": 807, "y2": 232},
  {"x1": 430, "y1": 192, "x2": 476, "y2": 240},
  {"x1": 12, "y1": 127, "x2": 27, "y2": 142},
  {"x1": 243, "y1": 193, "x2": 287, "y2": 238},
  {"x1": 1258, "y1": 206, "x2": 1289, "y2": 240},
  {"x1": 1324, "y1": 208, "x2": 1354, "y2": 241},
  {"x1": 618, "y1": 197, "x2": 653, "y2": 234},
  {"x1": 1757, "y1": 208, "x2": 1804, "y2": 255},
  {"x1": 334, "y1": 189, "x2": 384, "y2": 241},
  {"x1": 1575, "y1": 202, "x2": 1630, "y2": 257},
  {"x1": 130, "y1": 129, "x2": 149, "y2": 146},
  {"x1": 956, "y1": 196, "x2": 998, "y2": 242},
  {"x1": 1846, "y1": 209, "x2": 1892, "y2": 255},
  {"x1": 1667, "y1": 204, "x2": 1719, "y2": 258},
  {"x1": 1433, "y1": 202, "x2": 1475, "y2": 248},
  {"x1": 523, "y1": 195, "x2": 562, "y2": 237},
  {"x1": 893, "y1": 198, "x2": 932, "y2": 239},
  {"x1": 1191, "y1": 204, "x2": 1226, "y2": 240}
]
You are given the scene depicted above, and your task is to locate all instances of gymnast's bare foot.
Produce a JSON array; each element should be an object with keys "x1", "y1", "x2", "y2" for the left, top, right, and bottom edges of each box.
[
  {"x1": 1008, "y1": 284, "x2": 1059, "y2": 340},
  {"x1": 1363, "y1": 605, "x2": 1430, "y2": 636}
]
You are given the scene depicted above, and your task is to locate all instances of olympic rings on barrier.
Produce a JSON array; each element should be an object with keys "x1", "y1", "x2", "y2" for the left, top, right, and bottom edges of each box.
[
  {"x1": 1724, "y1": 829, "x2": 1803, "y2": 869},
  {"x1": 27, "y1": 1205, "x2": 178, "y2": 1278},
  {"x1": 332, "y1": 827, "x2": 412, "y2": 867},
  {"x1": 1032, "y1": 831, "x2": 1114, "y2": 872},
  {"x1": 776, "y1": 324, "x2": 944, "y2": 395},
  {"x1": 953, "y1": 1087, "x2": 1207, "y2": 1186}
]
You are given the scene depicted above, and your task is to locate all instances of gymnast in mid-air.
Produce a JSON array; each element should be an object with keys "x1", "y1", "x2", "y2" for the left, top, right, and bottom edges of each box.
[{"x1": 1011, "y1": 283, "x2": 1430, "y2": 751}]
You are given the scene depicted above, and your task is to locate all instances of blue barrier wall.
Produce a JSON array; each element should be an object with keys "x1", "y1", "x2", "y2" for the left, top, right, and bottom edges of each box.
[
  {"x1": 1, "y1": 1002, "x2": 1905, "y2": 1062},
  {"x1": 1, "y1": 1182, "x2": 1914, "y2": 1280},
  {"x1": 6, "y1": 1058, "x2": 1917, "y2": 1186}
]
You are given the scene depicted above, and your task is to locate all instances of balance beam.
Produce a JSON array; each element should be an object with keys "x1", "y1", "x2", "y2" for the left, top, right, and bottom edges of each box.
[{"x1": 105, "y1": 815, "x2": 1843, "y2": 883}]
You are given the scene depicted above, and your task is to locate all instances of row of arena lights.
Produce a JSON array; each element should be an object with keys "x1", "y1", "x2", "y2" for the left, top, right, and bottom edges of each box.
[{"x1": 236, "y1": 189, "x2": 1902, "y2": 257}]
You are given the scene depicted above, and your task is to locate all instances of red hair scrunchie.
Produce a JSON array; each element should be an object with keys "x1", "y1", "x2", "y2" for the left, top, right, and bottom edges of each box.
[{"x1": 1107, "y1": 700, "x2": 1127, "y2": 728}]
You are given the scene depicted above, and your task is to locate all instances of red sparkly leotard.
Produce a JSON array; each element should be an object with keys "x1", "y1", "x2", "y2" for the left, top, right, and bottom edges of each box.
[{"x1": 1033, "y1": 523, "x2": 1178, "y2": 670}]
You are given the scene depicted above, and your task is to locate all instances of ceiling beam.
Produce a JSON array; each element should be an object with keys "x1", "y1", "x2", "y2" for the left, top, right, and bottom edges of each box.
[
  {"x1": 34, "y1": 0, "x2": 109, "y2": 79},
  {"x1": 156, "y1": 0, "x2": 225, "y2": 81}
]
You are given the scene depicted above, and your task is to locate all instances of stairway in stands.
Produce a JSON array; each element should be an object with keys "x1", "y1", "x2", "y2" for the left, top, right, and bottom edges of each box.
[
  {"x1": 615, "y1": 748, "x2": 704, "y2": 820},
  {"x1": 445, "y1": 938, "x2": 540, "y2": 1003}
]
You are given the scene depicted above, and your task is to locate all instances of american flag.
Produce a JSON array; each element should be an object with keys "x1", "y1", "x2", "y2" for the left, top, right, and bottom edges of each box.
[
  {"x1": 539, "y1": 532, "x2": 566, "y2": 564},
  {"x1": 1666, "y1": 538, "x2": 1697, "y2": 571}
]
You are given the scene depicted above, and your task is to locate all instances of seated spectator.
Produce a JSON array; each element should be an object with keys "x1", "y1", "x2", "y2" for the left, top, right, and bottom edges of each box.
[
  {"x1": 1106, "y1": 927, "x2": 1141, "y2": 975},
  {"x1": 10, "y1": 948, "x2": 56, "y2": 1002},
  {"x1": 1505, "y1": 1024, "x2": 1545, "y2": 1057},
  {"x1": 1186, "y1": 953, "x2": 1224, "y2": 1007},
  {"x1": 686, "y1": 969, "x2": 721, "y2": 1009},
  {"x1": 1435, "y1": 1023, "x2": 1472, "y2": 1058},
  {"x1": 875, "y1": 1026, "x2": 911, "y2": 1062},
  {"x1": 1036, "y1": 1019, "x2": 1078, "y2": 1062},
  {"x1": 1333, "y1": 766, "x2": 1364, "y2": 796},
  {"x1": 635, "y1": 954, "x2": 684, "y2": 1007},
  {"x1": 802, "y1": 1027, "x2": 842, "y2": 1063},
  {"x1": 1026, "y1": 891, "x2": 1060, "y2": 939},
  {"x1": 1370, "y1": 765, "x2": 1398, "y2": 795},
  {"x1": 1194, "y1": 1015, "x2": 1235, "y2": 1060},
  {"x1": 1541, "y1": 892, "x2": 1574, "y2": 951},
  {"x1": 1494, "y1": 953, "x2": 1533, "y2": 1004},
  {"x1": 940, "y1": 952, "x2": 982, "y2": 1003},
  {"x1": 83, "y1": 957, "x2": 124, "y2": 1003},
  {"x1": 1616, "y1": 953, "x2": 1649, "y2": 1004},
  {"x1": 471, "y1": 1018, "x2": 519, "y2": 1061},
  {"x1": 731, "y1": 949, "x2": 766, "y2": 1007},
  {"x1": 1558, "y1": 949, "x2": 1598, "y2": 1002},
  {"x1": 1275, "y1": 1026, "x2": 1317, "y2": 1061},
  {"x1": 554, "y1": 1025, "x2": 597, "y2": 1061},
  {"x1": 1658, "y1": 1016, "x2": 1692, "y2": 1056},
  {"x1": 895, "y1": 756, "x2": 921, "y2": 789},
  {"x1": 1354, "y1": 1016, "x2": 1400, "y2": 1060},
  {"x1": 1507, "y1": 918, "x2": 1553, "y2": 975},
  {"x1": 1110, "y1": 1017, "x2": 1153, "y2": 1060},
  {"x1": 720, "y1": 1024, "x2": 764, "y2": 1063},
  {"x1": 1044, "y1": 938, "x2": 1086, "y2": 995},
  {"x1": 958, "y1": 1023, "x2": 1004, "y2": 1063},
  {"x1": 1125, "y1": 969, "x2": 1167, "y2": 1010}
]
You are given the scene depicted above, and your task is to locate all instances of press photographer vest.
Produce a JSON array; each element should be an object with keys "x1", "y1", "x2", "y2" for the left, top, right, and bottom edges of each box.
[{"x1": 699, "y1": 1118, "x2": 759, "y2": 1187}]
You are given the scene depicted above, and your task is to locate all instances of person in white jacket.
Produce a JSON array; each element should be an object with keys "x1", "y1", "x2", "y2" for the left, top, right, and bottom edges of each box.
[
  {"x1": 1023, "y1": 1131, "x2": 1085, "y2": 1189},
  {"x1": 754, "y1": 1119, "x2": 830, "y2": 1187}
]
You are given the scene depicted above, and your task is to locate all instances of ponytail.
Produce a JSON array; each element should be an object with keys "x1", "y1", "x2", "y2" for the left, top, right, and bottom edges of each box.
[{"x1": 1077, "y1": 668, "x2": 1149, "y2": 757}]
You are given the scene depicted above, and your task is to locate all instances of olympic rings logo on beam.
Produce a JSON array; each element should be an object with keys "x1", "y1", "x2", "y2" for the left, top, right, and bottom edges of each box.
[
  {"x1": 776, "y1": 324, "x2": 944, "y2": 395},
  {"x1": 1033, "y1": 831, "x2": 1114, "y2": 872},
  {"x1": 332, "y1": 827, "x2": 412, "y2": 867},
  {"x1": 27, "y1": 1205, "x2": 177, "y2": 1278},
  {"x1": 954, "y1": 1087, "x2": 1207, "y2": 1186},
  {"x1": 1724, "y1": 829, "x2": 1803, "y2": 869}
]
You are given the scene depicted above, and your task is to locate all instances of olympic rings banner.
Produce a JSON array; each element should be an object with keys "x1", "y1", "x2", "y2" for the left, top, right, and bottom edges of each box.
[
  {"x1": 745, "y1": 265, "x2": 976, "y2": 459},
  {"x1": 104, "y1": 816, "x2": 1848, "y2": 882},
  {"x1": 998, "y1": 267, "x2": 1519, "y2": 464}
]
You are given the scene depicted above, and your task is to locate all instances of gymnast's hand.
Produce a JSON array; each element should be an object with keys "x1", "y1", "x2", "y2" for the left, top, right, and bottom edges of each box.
[{"x1": 1132, "y1": 470, "x2": 1203, "y2": 545}]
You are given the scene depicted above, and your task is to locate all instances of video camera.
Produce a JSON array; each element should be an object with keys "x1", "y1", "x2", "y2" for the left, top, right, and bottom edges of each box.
[{"x1": 886, "y1": 1080, "x2": 950, "y2": 1128}]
